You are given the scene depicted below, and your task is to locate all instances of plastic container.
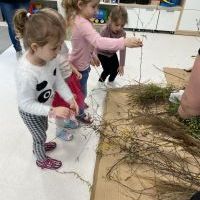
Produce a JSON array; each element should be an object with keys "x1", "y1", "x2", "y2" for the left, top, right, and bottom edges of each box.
[{"x1": 169, "y1": 90, "x2": 184, "y2": 103}]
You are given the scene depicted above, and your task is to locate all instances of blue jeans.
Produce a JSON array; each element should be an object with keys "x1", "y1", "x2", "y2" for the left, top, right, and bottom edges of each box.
[
  {"x1": 79, "y1": 67, "x2": 91, "y2": 99},
  {"x1": 0, "y1": 1, "x2": 30, "y2": 52},
  {"x1": 78, "y1": 67, "x2": 91, "y2": 117}
]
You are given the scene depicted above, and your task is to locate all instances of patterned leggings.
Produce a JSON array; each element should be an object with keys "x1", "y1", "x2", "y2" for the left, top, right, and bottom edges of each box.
[{"x1": 19, "y1": 109, "x2": 48, "y2": 161}]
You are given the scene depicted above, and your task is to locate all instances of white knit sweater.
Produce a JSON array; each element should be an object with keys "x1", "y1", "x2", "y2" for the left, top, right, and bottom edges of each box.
[{"x1": 15, "y1": 53, "x2": 73, "y2": 116}]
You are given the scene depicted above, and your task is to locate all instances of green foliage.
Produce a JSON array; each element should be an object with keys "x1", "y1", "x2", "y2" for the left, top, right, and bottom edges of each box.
[
  {"x1": 129, "y1": 83, "x2": 200, "y2": 139},
  {"x1": 183, "y1": 117, "x2": 200, "y2": 137},
  {"x1": 131, "y1": 84, "x2": 173, "y2": 106},
  {"x1": 167, "y1": 102, "x2": 180, "y2": 116}
]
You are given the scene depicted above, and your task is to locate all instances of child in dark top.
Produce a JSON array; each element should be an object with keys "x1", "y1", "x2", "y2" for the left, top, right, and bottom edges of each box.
[{"x1": 97, "y1": 6, "x2": 128, "y2": 88}]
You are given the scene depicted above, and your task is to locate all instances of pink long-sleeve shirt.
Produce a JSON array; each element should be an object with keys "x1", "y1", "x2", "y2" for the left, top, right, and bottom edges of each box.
[{"x1": 69, "y1": 15, "x2": 125, "y2": 71}]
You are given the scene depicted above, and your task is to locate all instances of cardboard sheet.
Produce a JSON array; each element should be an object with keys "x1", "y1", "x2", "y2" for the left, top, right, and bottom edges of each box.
[{"x1": 163, "y1": 67, "x2": 191, "y2": 88}]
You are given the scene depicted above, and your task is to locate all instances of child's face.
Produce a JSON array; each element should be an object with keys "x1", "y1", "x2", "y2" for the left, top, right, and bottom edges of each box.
[
  {"x1": 34, "y1": 41, "x2": 62, "y2": 62},
  {"x1": 110, "y1": 19, "x2": 125, "y2": 34},
  {"x1": 79, "y1": 0, "x2": 99, "y2": 19}
]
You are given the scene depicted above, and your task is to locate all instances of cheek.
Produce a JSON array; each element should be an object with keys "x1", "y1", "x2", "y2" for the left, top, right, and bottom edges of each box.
[
  {"x1": 111, "y1": 25, "x2": 116, "y2": 30},
  {"x1": 90, "y1": 8, "x2": 95, "y2": 13},
  {"x1": 48, "y1": 51, "x2": 55, "y2": 57},
  {"x1": 113, "y1": 27, "x2": 117, "y2": 32},
  {"x1": 36, "y1": 49, "x2": 43, "y2": 55}
]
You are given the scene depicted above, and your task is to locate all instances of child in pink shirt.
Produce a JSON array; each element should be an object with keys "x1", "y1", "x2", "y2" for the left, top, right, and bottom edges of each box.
[{"x1": 62, "y1": 0, "x2": 143, "y2": 123}]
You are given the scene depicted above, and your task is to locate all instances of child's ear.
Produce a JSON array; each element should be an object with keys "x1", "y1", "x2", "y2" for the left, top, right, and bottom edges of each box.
[
  {"x1": 77, "y1": 0, "x2": 84, "y2": 10},
  {"x1": 30, "y1": 43, "x2": 39, "y2": 52}
]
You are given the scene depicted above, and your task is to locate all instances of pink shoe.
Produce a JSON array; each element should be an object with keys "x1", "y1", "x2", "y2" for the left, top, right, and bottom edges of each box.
[{"x1": 36, "y1": 157, "x2": 62, "y2": 170}]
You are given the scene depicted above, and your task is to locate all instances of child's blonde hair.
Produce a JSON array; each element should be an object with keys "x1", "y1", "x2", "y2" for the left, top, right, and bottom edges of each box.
[
  {"x1": 42, "y1": 8, "x2": 67, "y2": 31},
  {"x1": 13, "y1": 8, "x2": 66, "y2": 50},
  {"x1": 110, "y1": 6, "x2": 128, "y2": 25},
  {"x1": 62, "y1": 0, "x2": 99, "y2": 24}
]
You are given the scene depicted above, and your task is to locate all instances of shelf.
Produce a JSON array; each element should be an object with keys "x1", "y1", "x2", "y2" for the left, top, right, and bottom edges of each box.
[
  {"x1": 99, "y1": 2, "x2": 118, "y2": 6},
  {"x1": 93, "y1": 23, "x2": 105, "y2": 26},
  {"x1": 158, "y1": 5, "x2": 182, "y2": 11},
  {"x1": 41, "y1": 0, "x2": 183, "y2": 11},
  {"x1": 99, "y1": 2, "x2": 183, "y2": 11}
]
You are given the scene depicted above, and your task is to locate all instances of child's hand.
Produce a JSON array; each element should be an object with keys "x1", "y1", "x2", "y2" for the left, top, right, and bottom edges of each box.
[
  {"x1": 124, "y1": 37, "x2": 143, "y2": 48},
  {"x1": 71, "y1": 65, "x2": 82, "y2": 79},
  {"x1": 75, "y1": 70, "x2": 82, "y2": 79},
  {"x1": 69, "y1": 98, "x2": 79, "y2": 115},
  {"x1": 118, "y1": 66, "x2": 124, "y2": 76},
  {"x1": 90, "y1": 56, "x2": 100, "y2": 67},
  {"x1": 51, "y1": 107, "x2": 70, "y2": 118}
]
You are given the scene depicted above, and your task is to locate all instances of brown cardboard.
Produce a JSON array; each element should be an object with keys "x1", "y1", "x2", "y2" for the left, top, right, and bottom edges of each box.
[
  {"x1": 91, "y1": 88, "x2": 198, "y2": 200},
  {"x1": 91, "y1": 89, "x2": 162, "y2": 200},
  {"x1": 163, "y1": 67, "x2": 191, "y2": 88}
]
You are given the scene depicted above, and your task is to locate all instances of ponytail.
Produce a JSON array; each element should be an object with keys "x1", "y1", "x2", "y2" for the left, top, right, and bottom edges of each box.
[
  {"x1": 62, "y1": 0, "x2": 78, "y2": 24},
  {"x1": 13, "y1": 9, "x2": 29, "y2": 39},
  {"x1": 13, "y1": 8, "x2": 66, "y2": 50}
]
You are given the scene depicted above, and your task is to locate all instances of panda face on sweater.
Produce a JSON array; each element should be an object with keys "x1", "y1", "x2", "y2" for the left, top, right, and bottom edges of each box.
[{"x1": 36, "y1": 68, "x2": 56, "y2": 103}]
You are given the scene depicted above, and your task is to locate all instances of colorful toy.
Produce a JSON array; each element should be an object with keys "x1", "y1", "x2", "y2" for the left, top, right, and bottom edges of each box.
[
  {"x1": 160, "y1": 0, "x2": 180, "y2": 7},
  {"x1": 29, "y1": 2, "x2": 42, "y2": 13},
  {"x1": 92, "y1": 8, "x2": 108, "y2": 24}
]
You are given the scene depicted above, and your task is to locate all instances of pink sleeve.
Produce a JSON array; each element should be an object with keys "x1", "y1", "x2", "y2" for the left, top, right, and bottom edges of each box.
[{"x1": 80, "y1": 21, "x2": 125, "y2": 51}]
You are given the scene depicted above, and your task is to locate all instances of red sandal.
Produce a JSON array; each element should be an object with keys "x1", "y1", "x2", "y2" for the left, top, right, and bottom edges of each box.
[
  {"x1": 33, "y1": 142, "x2": 57, "y2": 154},
  {"x1": 36, "y1": 157, "x2": 62, "y2": 170},
  {"x1": 44, "y1": 142, "x2": 57, "y2": 151}
]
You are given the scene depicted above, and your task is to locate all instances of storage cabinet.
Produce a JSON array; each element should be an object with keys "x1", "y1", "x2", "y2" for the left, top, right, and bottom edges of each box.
[
  {"x1": 178, "y1": 10, "x2": 200, "y2": 31},
  {"x1": 44, "y1": 0, "x2": 200, "y2": 35},
  {"x1": 125, "y1": 8, "x2": 139, "y2": 29},
  {"x1": 177, "y1": 0, "x2": 200, "y2": 34},
  {"x1": 137, "y1": 8, "x2": 159, "y2": 30},
  {"x1": 156, "y1": 10, "x2": 180, "y2": 31},
  {"x1": 97, "y1": 1, "x2": 184, "y2": 32},
  {"x1": 183, "y1": 0, "x2": 200, "y2": 10}
]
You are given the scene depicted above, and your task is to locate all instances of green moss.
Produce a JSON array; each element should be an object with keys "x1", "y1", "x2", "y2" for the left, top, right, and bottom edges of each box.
[
  {"x1": 130, "y1": 84, "x2": 174, "y2": 106},
  {"x1": 182, "y1": 117, "x2": 200, "y2": 138},
  {"x1": 129, "y1": 84, "x2": 200, "y2": 139},
  {"x1": 167, "y1": 102, "x2": 180, "y2": 116}
]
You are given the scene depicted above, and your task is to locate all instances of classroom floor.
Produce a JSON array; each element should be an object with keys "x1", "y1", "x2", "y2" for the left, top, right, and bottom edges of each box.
[
  {"x1": 0, "y1": 25, "x2": 11, "y2": 53},
  {"x1": 0, "y1": 31, "x2": 199, "y2": 200}
]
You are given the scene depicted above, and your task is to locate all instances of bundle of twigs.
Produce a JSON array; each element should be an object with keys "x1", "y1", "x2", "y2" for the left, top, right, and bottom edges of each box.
[{"x1": 97, "y1": 84, "x2": 200, "y2": 200}]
